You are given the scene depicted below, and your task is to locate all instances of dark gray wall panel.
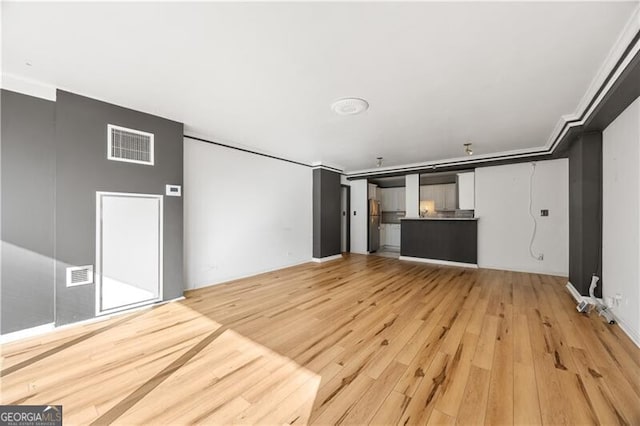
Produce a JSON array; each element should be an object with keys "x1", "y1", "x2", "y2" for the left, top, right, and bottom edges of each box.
[
  {"x1": 401, "y1": 219, "x2": 478, "y2": 264},
  {"x1": 1, "y1": 90, "x2": 56, "y2": 334},
  {"x1": 313, "y1": 168, "x2": 341, "y2": 258},
  {"x1": 54, "y1": 90, "x2": 184, "y2": 325},
  {"x1": 568, "y1": 132, "x2": 603, "y2": 296}
]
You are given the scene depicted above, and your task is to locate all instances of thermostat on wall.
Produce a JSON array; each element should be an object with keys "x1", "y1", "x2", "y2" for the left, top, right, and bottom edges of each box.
[{"x1": 166, "y1": 184, "x2": 182, "y2": 197}]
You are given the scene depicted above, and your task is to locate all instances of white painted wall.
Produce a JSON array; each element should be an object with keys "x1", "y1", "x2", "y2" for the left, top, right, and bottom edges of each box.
[
  {"x1": 603, "y1": 96, "x2": 640, "y2": 345},
  {"x1": 475, "y1": 159, "x2": 569, "y2": 276},
  {"x1": 405, "y1": 174, "x2": 419, "y2": 218},
  {"x1": 350, "y1": 179, "x2": 368, "y2": 254},
  {"x1": 183, "y1": 139, "x2": 312, "y2": 289}
]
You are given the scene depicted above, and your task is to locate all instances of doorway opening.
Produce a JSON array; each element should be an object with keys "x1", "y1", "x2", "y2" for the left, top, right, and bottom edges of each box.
[{"x1": 95, "y1": 192, "x2": 163, "y2": 315}]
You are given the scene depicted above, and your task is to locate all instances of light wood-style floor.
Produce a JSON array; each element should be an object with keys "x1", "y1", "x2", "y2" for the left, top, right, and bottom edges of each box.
[{"x1": 2, "y1": 254, "x2": 639, "y2": 425}]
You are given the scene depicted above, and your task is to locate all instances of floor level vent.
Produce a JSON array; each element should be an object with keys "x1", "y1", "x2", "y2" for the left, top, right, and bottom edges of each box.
[{"x1": 66, "y1": 265, "x2": 94, "y2": 287}]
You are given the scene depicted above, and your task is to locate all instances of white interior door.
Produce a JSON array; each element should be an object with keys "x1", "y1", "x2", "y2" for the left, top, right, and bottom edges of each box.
[{"x1": 96, "y1": 192, "x2": 163, "y2": 315}]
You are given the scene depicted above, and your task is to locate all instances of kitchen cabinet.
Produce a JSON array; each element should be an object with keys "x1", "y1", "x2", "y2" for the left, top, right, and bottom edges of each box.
[
  {"x1": 368, "y1": 183, "x2": 378, "y2": 200},
  {"x1": 380, "y1": 187, "x2": 406, "y2": 211},
  {"x1": 420, "y1": 184, "x2": 456, "y2": 211},
  {"x1": 457, "y1": 172, "x2": 475, "y2": 210},
  {"x1": 379, "y1": 223, "x2": 401, "y2": 248},
  {"x1": 380, "y1": 223, "x2": 387, "y2": 246},
  {"x1": 389, "y1": 224, "x2": 401, "y2": 247}
]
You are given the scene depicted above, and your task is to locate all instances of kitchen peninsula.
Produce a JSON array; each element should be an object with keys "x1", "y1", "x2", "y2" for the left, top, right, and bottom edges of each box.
[{"x1": 399, "y1": 217, "x2": 478, "y2": 267}]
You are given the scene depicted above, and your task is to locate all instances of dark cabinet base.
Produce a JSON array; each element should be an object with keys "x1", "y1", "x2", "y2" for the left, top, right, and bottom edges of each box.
[{"x1": 400, "y1": 219, "x2": 478, "y2": 265}]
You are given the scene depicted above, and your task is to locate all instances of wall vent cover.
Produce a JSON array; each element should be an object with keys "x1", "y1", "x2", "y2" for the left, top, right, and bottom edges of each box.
[
  {"x1": 107, "y1": 124, "x2": 154, "y2": 165},
  {"x1": 66, "y1": 265, "x2": 94, "y2": 287}
]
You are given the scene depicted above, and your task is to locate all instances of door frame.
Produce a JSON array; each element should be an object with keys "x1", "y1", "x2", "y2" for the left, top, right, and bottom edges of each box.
[
  {"x1": 341, "y1": 185, "x2": 351, "y2": 253},
  {"x1": 95, "y1": 191, "x2": 164, "y2": 316}
]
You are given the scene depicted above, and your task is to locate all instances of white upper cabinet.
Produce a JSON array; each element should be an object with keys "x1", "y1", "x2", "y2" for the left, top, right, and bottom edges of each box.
[
  {"x1": 368, "y1": 183, "x2": 378, "y2": 200},
  {"x1": 379, "y1": 187, "x2": 406, "y2": 211},
  {"x1": 457, "y1": 172, "x2": 475, "y2": 210},
  {"x1": 420, "y1": 184, "x2": 456, "y2": 211}
]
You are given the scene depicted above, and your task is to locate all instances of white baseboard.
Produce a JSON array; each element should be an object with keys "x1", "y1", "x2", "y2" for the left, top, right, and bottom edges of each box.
[
  {"x1": 399, "y1": 256, "x2": 478, "y2": 269},
  {"x1": 613, "y1": 314, "x2": 640, "y2": 348},
  {"x1": 0, "y1": 322, "x2": 55, "y2": 344},
  {"x1": 312, "y1": 254, "x2": 343, "y2": 263},
  {"x1": 188, "y1": 259, "x2": 313, "y2": 290},
  {"x1": 565, "y1": 281, "x2": 639, "y2": 349},
  {"x1": 0, "y1": 296, "x2": 185, "y2": 345},
  {"x1": 566, "y1": 281, "x2": 586, "y2": 303}
]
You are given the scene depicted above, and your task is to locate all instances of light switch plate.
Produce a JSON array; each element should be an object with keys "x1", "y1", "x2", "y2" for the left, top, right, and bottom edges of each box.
[{"x1": 166, "y1": 184, "x2": 182, "y2": 197}]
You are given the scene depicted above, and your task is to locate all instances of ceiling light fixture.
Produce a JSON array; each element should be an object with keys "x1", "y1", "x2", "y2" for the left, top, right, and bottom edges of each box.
[
  {"x1": 331, "y1": 98, "x2": 369, "y2": 116},
  {"x1": 376, "y1": 157, "x2": 383, "y2": 167},
  {"x1": 464, "y1": 143, "x2": 473, "y2": 156}
]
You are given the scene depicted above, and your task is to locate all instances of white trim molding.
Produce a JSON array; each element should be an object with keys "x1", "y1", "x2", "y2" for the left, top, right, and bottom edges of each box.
[
  {"x1": 566, "y1": 281, "x2": 586, "y2": 304},
  {"x1": 613, "y1": 314, "x2": 640, "y2": 348},
  {"x1": 312, "y1": 254, "x2": 344, "y2": 263},
  {"x1": 1, "y1": 73, "x2": 57, "y2": 101},
  {"x1": 566, "y1": 281, "x2": 640, "y2": 349},
  {"x1": 0, "y1": 297, "x2": 186, "y2": 345},
  {"x1": 399, "y1": 256, "x2": 478, "y2": 269},
  {"x1": 95, "y1": 191, "x2": 164, "y2": 317},
  {"x1": 0, "y1": 322, "x2": 55, "y2": 344}
]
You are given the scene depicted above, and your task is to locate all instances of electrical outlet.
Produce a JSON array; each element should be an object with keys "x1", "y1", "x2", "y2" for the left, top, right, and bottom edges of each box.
[
  {"x1": 541, "y1": 209, "x2": 549, "y2": 217},
  {"x1": 615, "y1": 293, "x2": 623, "y2": 307},
  {"x1": 538, "y1": 254, "x2": 544, "y2": 261}
]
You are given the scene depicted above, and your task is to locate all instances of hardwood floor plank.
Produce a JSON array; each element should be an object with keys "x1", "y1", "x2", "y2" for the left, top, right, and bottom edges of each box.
[{"x1": 1, "y1": 255, "x2": 638, "y2": 425}]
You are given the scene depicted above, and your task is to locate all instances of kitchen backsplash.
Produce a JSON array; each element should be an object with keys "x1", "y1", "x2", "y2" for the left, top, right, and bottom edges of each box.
[{"x1": 382, "y1": 211, "x2": 406, "y2": 224}]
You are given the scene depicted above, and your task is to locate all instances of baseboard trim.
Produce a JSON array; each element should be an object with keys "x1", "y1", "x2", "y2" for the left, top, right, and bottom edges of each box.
[
  {"x1": 565, "y1": 281, "x2": 585, "y2": 303},
  {"x1": 312, "y1": 254, "x2": 343, "y2": 263},
  {"x1": 399, "y1": 256, "x2": 478, "y2": 269},
  {"x1": 613, "y1": 314, "x2": 640, "y2": 348},
  {"x1": 0, "y1": 322, "x2": 55, "y2": 344},
  {"x1": 188, "y1": 259, "x2": 313, "y2": 290},
  {"x1": 565, "y1": 282, "x2": 640, "y2": 348},
  {"x1": 0, "y1": 296, "x2": 185, "y2": 345}
]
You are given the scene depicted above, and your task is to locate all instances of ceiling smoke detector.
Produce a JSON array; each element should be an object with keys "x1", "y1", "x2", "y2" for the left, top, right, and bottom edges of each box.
[
  {"x1": 331, "y1": 98, "x2": 369, "y2": 116},
  {"x1": 464, "y1": 143, "x2": 473, "y2": 156},
  {"x1": 376, "y1": 157, "x2": 383, "y2": 167}
]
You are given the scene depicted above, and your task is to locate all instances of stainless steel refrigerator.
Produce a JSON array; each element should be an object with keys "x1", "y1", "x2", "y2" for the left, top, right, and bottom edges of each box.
[{"x1": 368, "y1": 199, "x2": 381, "y2": 252}]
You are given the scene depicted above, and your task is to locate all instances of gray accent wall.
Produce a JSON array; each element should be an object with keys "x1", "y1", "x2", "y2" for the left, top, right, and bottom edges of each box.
[
  {"x1": 54, "y1": 91, "x2": 184, "y2": 325},
  {"x1": 1, "y1": 90, "x2": 56, "y2": 334},
  {"x1": 568, "y1": 132, "x2": 603, "y2": 297},
  {"x1": 313, "y1": 168, "x2": 341, "y2": 258}
]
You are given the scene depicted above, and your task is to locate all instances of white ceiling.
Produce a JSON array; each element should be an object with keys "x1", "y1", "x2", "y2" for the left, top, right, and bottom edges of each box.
[{"x1": 2, "y1": 1, "x2": 637, "y2": 172}]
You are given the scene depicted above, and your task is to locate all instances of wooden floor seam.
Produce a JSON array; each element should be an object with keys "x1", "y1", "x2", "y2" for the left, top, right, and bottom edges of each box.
[{"x1": 1, "y1": 254, "x2": 639, "y2": 425}]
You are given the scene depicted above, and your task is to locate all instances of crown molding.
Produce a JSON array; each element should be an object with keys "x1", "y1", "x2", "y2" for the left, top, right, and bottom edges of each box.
[
  {"x1": 1, "y1": 73, "x2": 57, "y2": 101},
  {"x1": 311, "y1": 162, "x2": 344, "y2": 173},
  {"x1": 346, "y1": 6, "x2": 640, "y2": 178}
]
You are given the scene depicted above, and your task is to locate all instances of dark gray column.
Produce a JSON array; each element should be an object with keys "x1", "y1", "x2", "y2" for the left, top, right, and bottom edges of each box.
[
  {"x1": 568, "y1": 132, "x2": 603, "y2": 296},
  {"x1": 313, "y1": 168, "x2": 341, "y2": 259},
  {"x1": 1, "y1": 90, "x2": 56, "y2": 334},
  {"x1": 54, "y1": 91, "x2": 184, "y2": 326}
]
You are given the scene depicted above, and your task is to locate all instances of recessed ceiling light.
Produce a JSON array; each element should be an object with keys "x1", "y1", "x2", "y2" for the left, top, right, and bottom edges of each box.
[
  {"x1": 331, "y1": 98, "x2": 369, "y2": 116},
  {"x1": 376, "y1": 157, "x2": 383, "y2": 167}
]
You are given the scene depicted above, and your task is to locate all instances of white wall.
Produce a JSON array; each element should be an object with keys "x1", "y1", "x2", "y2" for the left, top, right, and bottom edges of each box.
[
  {"x1": 183, "y1": 139, "x2": 312, "y2": 289},
  {"x1": 405, "y1": 174, "x2": 419, "y2": 218},
  {"x1": 350, "y1": 179, "x2": 368, "y2": 254},
  {"x1": 475, "y1": 159, "x2": 569, "y2": 276},
  {"x1": 603, "y1": 96, "x2": 640, "y2": 345}
]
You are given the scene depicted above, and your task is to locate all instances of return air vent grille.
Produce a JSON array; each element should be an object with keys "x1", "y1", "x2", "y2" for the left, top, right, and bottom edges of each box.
[
  {"x1": 107, "y1": 124, "x2": 154, "y2": 165},
  {"x1": 66, "y1": 265, "x2": 94, "y2": 287}
]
